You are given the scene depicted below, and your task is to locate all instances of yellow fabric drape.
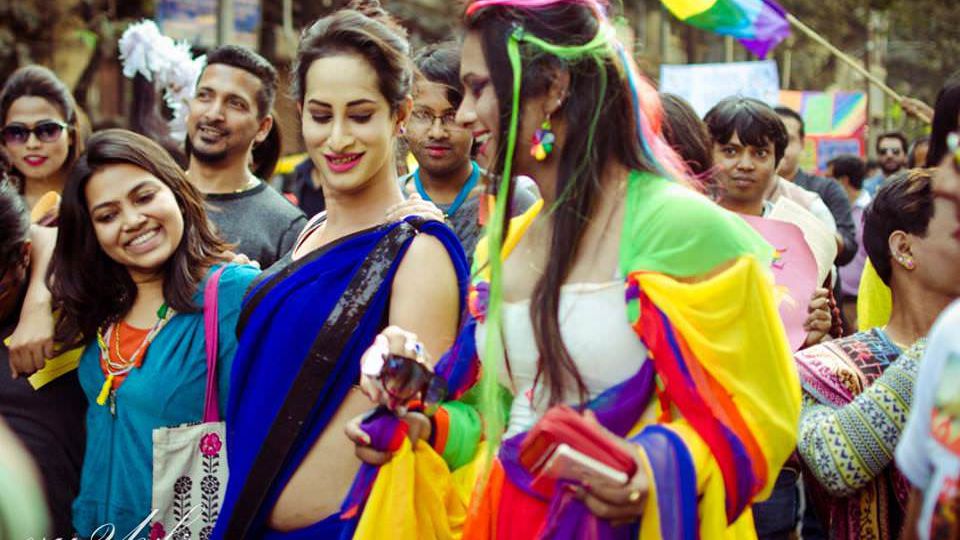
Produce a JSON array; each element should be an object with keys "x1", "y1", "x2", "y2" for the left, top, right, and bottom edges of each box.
[
  {"x1": 856, "y1": 260, "x2": 892, "y2": 330},
  {"x1": 631, "y1": 256, "x2": 800, "y2": 538},
  {"x1": 636, "y1": 421, "x2": 760, "y2": 539},
  {"x1": 633, "y1": 256, "x2": 800, "y2": 502},
  {"x1": 353, "y1": 439, "x2": 485, "y2": 540}
]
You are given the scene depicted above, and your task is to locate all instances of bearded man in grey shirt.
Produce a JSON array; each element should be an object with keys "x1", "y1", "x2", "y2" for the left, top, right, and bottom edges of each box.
[{"x1": 185, "y1": 45, "x2": 305, "y2": 268}]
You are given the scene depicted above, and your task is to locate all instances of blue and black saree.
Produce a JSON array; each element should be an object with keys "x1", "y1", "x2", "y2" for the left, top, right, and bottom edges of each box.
[{"x1": 211, "y1": 216, "x2": 468, "y2": 540}]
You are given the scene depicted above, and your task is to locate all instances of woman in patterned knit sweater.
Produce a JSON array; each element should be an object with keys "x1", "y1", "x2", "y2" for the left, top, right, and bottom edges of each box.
[{"x1": 795, "y1": 168, "x2": 960, "y2": 539}]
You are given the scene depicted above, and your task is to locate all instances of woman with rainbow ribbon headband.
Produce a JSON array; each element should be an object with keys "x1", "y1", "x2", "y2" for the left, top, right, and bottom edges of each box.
[{"x1": 352, "y1": 1, "x2": 801, "y2": 538}]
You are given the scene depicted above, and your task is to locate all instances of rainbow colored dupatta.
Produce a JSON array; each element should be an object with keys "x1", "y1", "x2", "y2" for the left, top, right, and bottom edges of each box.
[
  {"x1": 619, "y1": 172, "x2": 800, "y2": 538},
  {"x1": 627, "y1": 256, "x2": 799, "y2": 537},
  {"x1": 356, "y1": 172, "x2": 801, "y2": 539}
]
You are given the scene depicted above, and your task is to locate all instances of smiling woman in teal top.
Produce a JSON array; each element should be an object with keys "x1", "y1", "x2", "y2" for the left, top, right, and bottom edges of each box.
[{"x1": 48, "y1": 129, "x2": 259, "y2": 537}]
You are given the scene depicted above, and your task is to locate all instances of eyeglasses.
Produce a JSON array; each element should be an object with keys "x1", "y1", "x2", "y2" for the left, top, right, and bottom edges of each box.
[
  {"x1": 878, "y1": 147, "x2": 903, "y2": 156},
  {"x1": 408, "y1": 109, "x2": 466, "y2": 132},
  {"x1": 1, "y1": 120, "x2": 69, "y2": 145},
  {"x1": 380, "y1": 355, "x2": 448, "y2": 414}
]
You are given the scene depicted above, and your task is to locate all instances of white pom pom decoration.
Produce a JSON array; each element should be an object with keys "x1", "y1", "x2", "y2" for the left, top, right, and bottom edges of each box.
[{"x1": 118, "y1": 20, "x2": 206, "y2": 142}]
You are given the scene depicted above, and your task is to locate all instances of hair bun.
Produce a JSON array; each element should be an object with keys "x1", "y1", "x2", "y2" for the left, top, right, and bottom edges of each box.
[{"x1": 347, "y1": 0, "x2": 408, "y2": 38}]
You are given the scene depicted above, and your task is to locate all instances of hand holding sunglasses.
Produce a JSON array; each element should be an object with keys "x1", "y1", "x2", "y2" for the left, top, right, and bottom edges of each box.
[
  {"x1": 1, "y1": 120, "x2": 69, "y2": 145},
  {"x1": 359, "y1": 328, "x2": 447, "y2": 415}
]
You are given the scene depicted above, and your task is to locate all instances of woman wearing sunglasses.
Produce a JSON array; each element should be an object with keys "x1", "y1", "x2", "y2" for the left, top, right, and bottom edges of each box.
[
  {"x1": 352, "y1": 1, "x2": 801, "y2": 538},
  {"x1": 0, "y1": 66, "x2": 83, "y2": 226}
]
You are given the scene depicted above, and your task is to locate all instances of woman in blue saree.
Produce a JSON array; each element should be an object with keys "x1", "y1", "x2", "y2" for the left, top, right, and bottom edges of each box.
[{"x1": 212, "y1": 5, "x2": 469, "y2": 539}]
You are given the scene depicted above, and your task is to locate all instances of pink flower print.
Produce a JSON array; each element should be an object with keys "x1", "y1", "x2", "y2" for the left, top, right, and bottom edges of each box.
[
  {"x1": 199, "y1": 432, "x2": 222, "y2": 456},
  {"x1": 150, "y1": 522, "x2": 166, "y2": 540}
]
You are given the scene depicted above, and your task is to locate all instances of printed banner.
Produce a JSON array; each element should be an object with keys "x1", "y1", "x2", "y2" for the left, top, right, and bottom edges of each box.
[
  {"x1": 778, "y1": 90, "x2": 867, "y2": 173},
  {"x1": 659, "y1": 60, "x2": 780, "y2": 117},
  {"x1": 157, "y1": 0, "x2": 261, "y2": 50}
]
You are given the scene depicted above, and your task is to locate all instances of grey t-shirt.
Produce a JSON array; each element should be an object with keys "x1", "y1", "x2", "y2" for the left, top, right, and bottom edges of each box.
[
  {"x1": 205, "y1": 181, "x2": 307, "y2": 268},
  {"x1": 400, "y1": 173, "x2": 539, "y2": 266}
]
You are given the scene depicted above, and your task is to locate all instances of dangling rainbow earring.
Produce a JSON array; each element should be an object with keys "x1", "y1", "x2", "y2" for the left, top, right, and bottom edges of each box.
[{"x1": 530, "y1": 117, "x2": 555, "y2": 161}]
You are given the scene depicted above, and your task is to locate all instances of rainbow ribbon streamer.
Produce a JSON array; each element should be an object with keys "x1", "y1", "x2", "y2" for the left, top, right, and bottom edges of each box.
[{"x1": 661, "y1": 0, "x2": 791, "y2": 58}]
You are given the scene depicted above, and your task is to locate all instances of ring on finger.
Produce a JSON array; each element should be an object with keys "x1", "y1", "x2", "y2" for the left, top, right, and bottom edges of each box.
[{"x1": 628, "y1": 489, "x2": 642, "y2": 503}]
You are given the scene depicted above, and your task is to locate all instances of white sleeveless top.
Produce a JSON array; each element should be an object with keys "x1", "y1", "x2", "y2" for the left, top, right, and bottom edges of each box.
[{"x1": 477, "y1": 280, "x2": 648, "y2": 438}]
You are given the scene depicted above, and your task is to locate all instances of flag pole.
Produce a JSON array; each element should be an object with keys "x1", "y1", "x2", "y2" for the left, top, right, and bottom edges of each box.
[{"x1": 785, "y1": 13, "x2": 931, "y2": 123}]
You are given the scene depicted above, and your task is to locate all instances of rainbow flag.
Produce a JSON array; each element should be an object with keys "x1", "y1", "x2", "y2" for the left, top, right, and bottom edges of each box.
[{"x1": 661, "y1": 0, "x2": 791, "y2": 58}]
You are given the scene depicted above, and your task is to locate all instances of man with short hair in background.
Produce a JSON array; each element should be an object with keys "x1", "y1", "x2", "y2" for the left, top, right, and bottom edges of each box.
[
  {"x1": 186, "y1": 45, "x2": 306, "y2": 268},
  {"x1": 775, "y1": 106, "x2": 857, "y2": 266},
  {"x1": 400, "y1": 43, "x2": 537, "y2": 265},
  {"x1": 863, "y1": 131, "x2": 909, "y2": 196},
  {"x1": 827, "y1": 154, "x2": 870, "y2": 331}
]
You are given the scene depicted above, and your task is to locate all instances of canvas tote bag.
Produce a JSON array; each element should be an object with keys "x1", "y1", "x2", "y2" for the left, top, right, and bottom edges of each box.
[{"x1": 149, "y1": 266, "x2": 227, "y2": 540}]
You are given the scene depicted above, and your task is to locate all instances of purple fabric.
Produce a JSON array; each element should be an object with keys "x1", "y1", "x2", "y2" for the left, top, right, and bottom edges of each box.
[
  {"x1": 739, "y1": 0, "x2": 791, "y2": 58},
  {"x1": 634, "y1": 426, "x2": 698, "y2": 540},
  {"x1": 589, "y1": 361, "x2": 656, "y2": 437},
  {"x1": 433, "y1": 316, "x2": 481, "y2": 401},
  {"x1": 541, "y1": 490, "x2": 637, "y2": 540},
  {"x1": 361, "y1": 411, "x2": 406, "y2": 451},
  {"x1": 839, "y1": 195, "x2": 870, "y2": 297},
  {"x1": 340, "y1": 411, "x2": 407, "y2": 520},
  {"x1": 501, "y1": 433, "x2": 549, "y2": 501}
]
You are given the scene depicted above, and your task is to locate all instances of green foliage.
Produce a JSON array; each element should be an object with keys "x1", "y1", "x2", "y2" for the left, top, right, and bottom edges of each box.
[
  {"x1": 778, "y1": 0, "x2": 957, "y2": 106},
  {"x1": 885, "y1": 0, "x2": 960, "y2": 103}
]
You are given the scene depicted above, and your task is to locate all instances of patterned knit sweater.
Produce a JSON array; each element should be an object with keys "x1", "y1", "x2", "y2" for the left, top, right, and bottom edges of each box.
[{"x1": 798, "y1": 339, "x2": 925, "y2": 495}]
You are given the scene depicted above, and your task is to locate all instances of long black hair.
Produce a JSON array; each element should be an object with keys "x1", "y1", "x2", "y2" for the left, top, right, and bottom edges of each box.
[
  {"x1": 0, "y1": 177, "x2": 29, "y2": 269},
  {"x1": 49, "y1": 129, "x2": 230, "y2": 348},
  {"x1": 466, "y1": 3, "x2": 666, "y2": 405}
]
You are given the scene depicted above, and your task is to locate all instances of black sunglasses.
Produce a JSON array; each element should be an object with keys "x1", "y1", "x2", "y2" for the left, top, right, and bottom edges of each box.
[
  {"x1": 1, "y1": 120, "x2": 68, "y2": 145},
  {"x1": 380, "y1": 355, "x2": 448, "y2": 414}
]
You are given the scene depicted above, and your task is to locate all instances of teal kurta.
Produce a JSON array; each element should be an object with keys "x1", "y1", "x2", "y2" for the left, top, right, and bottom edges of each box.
[{"x1": 73, "y1": 263, "x2": 259, "y2": 537}]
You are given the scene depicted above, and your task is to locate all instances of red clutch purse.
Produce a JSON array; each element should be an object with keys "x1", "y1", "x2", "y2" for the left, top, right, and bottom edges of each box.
[{"x1": 519, "y1": 405, "x2": 637, "y2": 479}]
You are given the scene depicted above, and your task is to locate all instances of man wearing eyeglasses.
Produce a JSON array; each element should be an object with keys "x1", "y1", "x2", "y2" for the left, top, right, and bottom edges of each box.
[
  {"x1": 864, "y1": 131, "x2": 909, "y2": 196},
  {"x1": 400, "y1": 43, "x2": 538, "y2": 265}
]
